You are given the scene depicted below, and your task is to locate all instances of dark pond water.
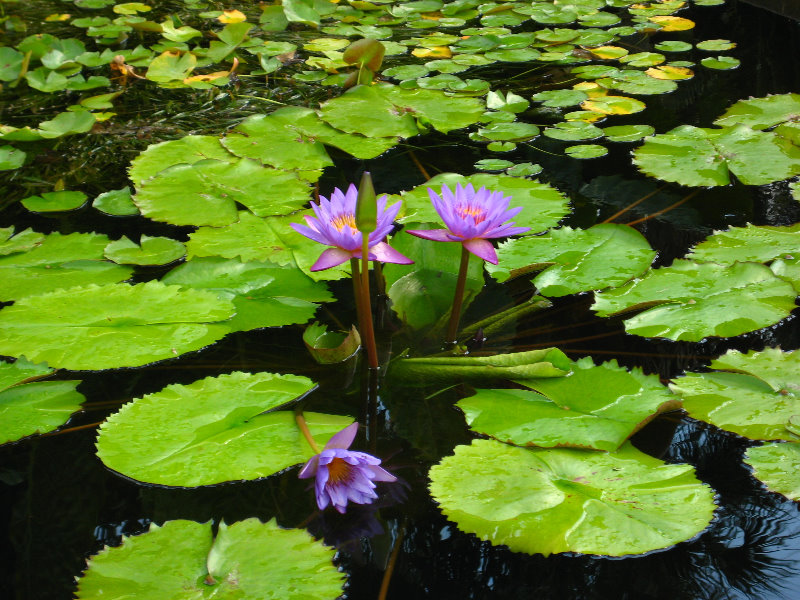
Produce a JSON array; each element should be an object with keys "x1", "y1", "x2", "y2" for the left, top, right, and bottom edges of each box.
[{"x1": 2, "y1": 0, "x2": 800, "y2": 599}]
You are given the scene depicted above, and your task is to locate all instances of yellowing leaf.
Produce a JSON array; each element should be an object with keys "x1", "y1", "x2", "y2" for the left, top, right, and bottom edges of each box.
[
  {"x1": 631, "y1": 1, "x2": 685, "y2": 7},
  {"x1": 589, "y1": 46, "x2": 629, "y2": 60},
  {"x1": 183, "y1": 72, "x2": 230, "y2": 83},
  {"x1": 45, "y1": 13, "x2": 71, "y2": 21},
  {"x1": 421, "y1": 13, "x2": 443, "y2": 21},
  {"x1": 649, "y1": 16, "x2": 695, "y2": 31},
  {"x1": 581, "y1": 95, "x2": 646, "y2": 115},
  {"x1": 573, "y1": 81, "x2": 602, "y2": 92},
  {"x1": 412, "y1": 46, "x2": 452, "y2": 59},
  {"x1": 646, "y1": 65, "x2": 694, "y2": 80},
  {"x1": 218, "y1": 9, "x2": 247, "y2": 23}
]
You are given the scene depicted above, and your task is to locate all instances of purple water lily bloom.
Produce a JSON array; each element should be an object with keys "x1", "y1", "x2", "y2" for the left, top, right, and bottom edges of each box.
[
  {"x1": 406, "y1": 183, "x2": 530, "y2": 264},
  {"x1": 291, "y1": 184, "x2": 412, "y2": 271},
  {"x1": 298, "y1": 423, "x2": 396, "y2": 514}
]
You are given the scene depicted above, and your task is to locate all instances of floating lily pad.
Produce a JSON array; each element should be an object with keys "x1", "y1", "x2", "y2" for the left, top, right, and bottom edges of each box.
[
  {"x1": 654, "y1": 40, "x2": 692, "y2": 52},
  {"x1": 619, "y1": 52, "x2": 664, "y2": 67},
  {"x1": 75, "y1": 519, "x2": 345, "y2": 599},
  {"x1": 592, "y1": 260, "x2": 798, "y2": 342},
  {"x1": 96, "y1": 371, "x2": 352, "y2": 486},
  {"x1": 128, "y1": 135, "x2": 236, "y2": 185},
  {"x1": 319, "y1": 84, "x2": 419, "y2": 139},
  {"x1": 0, "y1": 281, "x2": 236, "y2": 371},
  {"x1": 531, "y1": 89, "x2": 588, "y2": 108},
  {"x1": 567, "y1": 144, "x2": 609, "y2": 159},
  {"x1": 633, "y1": 124, "x2": 800, "y2": 186},
  {"x1": 134, "y1": 158, "x2": 311, "y2": 226},
  {"x1": 1, "y1": 377, "x2": 84, "y2": 444},
  {"x1": 22, "y1": 190, "x2": 87, "y2": 213},
  {"x1": 744, "y1": 442, "x2": 800, "y2": 501},
  {"x1": 459, "y1": 357, "x2": 678, "y2": 451},
  {"x1": 488, "y1": 224, "x2": 655, "y2": 295},
  {"x1": 543, "y1": 121, "x2": 604, "y2": 141},
  {"x1": 645, "y1": 65, "x2": 694, "y2": 80},
  {"x1": 700, "y1": 55, "x2": 740, "y2": 70},
  {"x1": 598, "y1": 70, "x2": 678, "y2": 95},
  {"x1": 671, "y1": 348, "x2": 800, "y2": 441},
  {"x1": 162, "y1": 257, "x2": 332, "y2": 333},
  {"x1": 713, "y1": 93, "x2": 800, "y2": 130},
  {"x1": 303, "y1": 322, "x2": 360, "y2": 364},
  {"x1": 477, "y1": 122, "x2": 540, "y2": 142},
  {"x1": 0, "y1": 227, "x2": 44, "y2": 256},
  {"x1": 0, "y1": 232, "x2": 133, "y2": 301},
  {"x1": 429, "y1": 439, "x2": 715, "y2": 556},
  {"x1": 0, "y1": 146, "x2": 25, "y2": 170},
  {"x1": 603, "y1": 124, "x2": 655, "y2": 142},
  {"x1": 771, "y1": 255, "x2": 800, "y2": 293},
  {"x1": 696, "y1": 39, "x2": 736, "y2": 52},
  {"x1": 92, "y1": 187, "x2": 139, "y2": 216},
  {"x1": 486, "y1": 90, "x2": 529, "y2": 113},
  {"x1": 104, "y1": 235, "x2": 186, "y2": 266},
  {"x1": 507, "y1": 162, "x2": 543, "y2": 177},
  {"x1": 571, "y1": 64, "x2": 620, "y2": 79},
  {"x1": 648, "y1": 15, "x2": 695, "y2": 31},
  {"x1": 475, "y1": 159, "x2": 515, "y2": 171},
  {"x1": 687, "y1": 223, "x2": 800, "y2": 266}
]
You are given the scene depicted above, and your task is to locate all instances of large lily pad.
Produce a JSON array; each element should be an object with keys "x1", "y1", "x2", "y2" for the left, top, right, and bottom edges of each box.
[
  {"x1": 0, "y1": 232, "x2": 133, "y2": 301},
  {"x1": 670, "y1": 348, "x2": 800, "y2": 441},
  {"x1": 687, "y1": 223, "x2": 800, "y2": 265},
  {"x1": 104, "y1": 235, "x2": 186, "y2": 266},
  {"x1": 128, "y1": 135, "x2": 237, "y2": 186},
  {"x1": 162, "y1": 257, "x2": 332, "y2": 333},
  {"x1": 133, "y1": 158, "x2": 311, "y2": 226},
  {"x1": 0, "y1": 281, "x2": 235, "y2": 371},
  {"x1": 713, "y1": 93, "x2": 800, "y2": 130},
  {"x1": 633, "y1": 124, "x2": 800, "y2": 186},
  {"x1": 96, "y1": 371, "x2": 352, "y2": 486},
  {"x1": 319, "y1": 84, "x2": 420, "y2": 139},
  {"x1": 744, "y1": 442, "x2": 800, "y2": 501},
  {"x1": 75, "y1": 519, "x2": 345, "y2": 599},
  {"x1": 592, "y1": 260, "x2": 798, "y2": 341},
  {"x1": 429, "y1": 439, "x2": 715, "y2": 556},
  {"x1": 488, "y1": 224, "x2": 655, "y2": 296},
  {"x1": 0, "y1": 227, "x2": 44, "y2": 256}
]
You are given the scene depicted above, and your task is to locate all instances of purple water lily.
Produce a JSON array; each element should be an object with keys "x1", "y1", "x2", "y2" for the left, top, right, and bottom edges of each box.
[
  {"x1": 298, "y1": 423, "x2": 396, "y2": 514},
  {"x1": 406, "y1": 183, "x2": 530, "y2": 264},
  {"x1": 291, "y1": 184, "x2": 412, "y2": 271}
]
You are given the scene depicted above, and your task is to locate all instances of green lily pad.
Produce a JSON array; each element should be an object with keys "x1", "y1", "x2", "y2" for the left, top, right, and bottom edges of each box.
[
  {"x1": 744, "y1": 442, "x2": 800, "y2": 501},
  {"x1": 484, "y1": 48, "x2": 542, "y2": 62},
  {"x1": 104, "y1": 235, "x2": 186, "y2": 266},
  {"x1": 531, "y1": 89, "x2": 588, "y2": 108},
  {"x1": 0, "y1": 47, "x2": 24, "y2": 81},
  {"x1": 134, "y1": 159, "x2": 311, "y2": 226},
  {"x1": 96, "y1": 371, "x2": 352, "y2": 486},
  {"x1": 592, "y1": 260, "x2": 798, "y2": 342},
  {"x1": 486, "y1": 90, "x2": 529, "y2": 113},
  {"x1": 598, "y1": 70, "x2": 678, "y2": 95},
  {"x1": 303, "y1": 322, "x2": 360, "y2": 364},
  {"x1": 713, "y1": 93, "x2": 800, "y2": 130},
  {"x1": 671, "y1": 348, "x2": 800, "y2": 441},
  {"x1": 571, "y1": 64, "x2": 620, "y2": 79},
  {"x1": 488, "y1": 224, "x2": 655, "y2": 295},
  {"x1": 384, "y1": 64, "x2": 431, "y2": 80},
  {"x1": 128, "y1": 135, "x2": 237, "y2": 186},
  {"x1": 1, "y1": 377, "x2": 84, "y2": 444},
  {"x1": 0, "y1": 232, "x2": 133, "y2": 301},
  {"x1": 92, "y1": 187, "x2": 139, "y2": 216},
  {"x1": 398, "y1": 172, "x2": 570, "y2": 234},
  {"x1": 687, "y1": 223, "x2": 800, "y2": 266},
  {"x1": 459, "y1": 357, "x2": 678, "y2": 451},
  {"x1": 477, "y1": 122, "x2": 540, "y2": 142},
  {"x1": 603, "y1": 124, "x2": 655, "y2": 142},
  {"x1": 319, "y1": 84, "x2": 420, "y2": 139},
  {"x1": 654, "y1": 40, "x2": 692, "y2": 52},
  {"x1": 0, "y1": 281, "x2": 236, "y2": 371},
  {"x1": 633, "y1": 124, "x2": 800, "y2": 186},
  {"x1": 565, "y1": 144, "x2": 608, "y2": 158},
  {"x1": 162, "y1": 257, "x2": 332, "y2": 333},
  {"x1": 0, "y1": 146, "x2": 25, "y2": 170},
  {"x1": 21, "y1": 190, "x2": 87, "y2": 213},
  {"x1": 429, "y1": 439, "x2": 715, "y2": 556},
  {"x1": 581, "y1": 95, "x2": 646, "y2": 115},
  {"x1": 543, "y1": 121, "x2": 604, "y2": 141},
  {"x1": 507, "y1": 162, "x2": 543, "y2": 177},
  {"x1": 696, "y1": 39, "x2": 736, "y2": 52},
  {"x1": 619, "y1": 52, "x2": 665, "y2": 67},
  {"x1": 75, "y1": 519, "x2": 344, "y2": 599},
  {"x1": 771, "y1": 255, "x2": 800, "y2": 293},
  {"x1": 0, "y1": 227, "x2": 45, "y2": 256},
  {"x1": 700, "y1": 55, "x2": 740, "y2": 70},
  {"x1": 475, "y1": 158, "x2": 514, "y2": 171},
  {"x1": 382, "y1": 85, "x2": 486, "y2": 132}
]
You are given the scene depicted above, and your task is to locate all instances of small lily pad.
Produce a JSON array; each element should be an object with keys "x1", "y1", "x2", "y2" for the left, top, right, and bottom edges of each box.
[
  {"x1": 654, "y1": 40, "x2": 692, "y2": 52},
  {"x1": 565, "y1": 144, "x2": 608, "y2": 158},
  {"x1": 700, "y1": 55, "x2": 740, "y2": 70},
  {"x1": 477, "y1": 122, "x2": 540, "y2": 142},
  {"x1": 619, "y1": 52, "x2": 665, "y2": 67},
  {"x1": 696, "y1": 39, "x2": 736, "y2": 52},
  {"x1": 92, "y1": 187, "x2": 139, "y2": 216},
  {"x1": 531, "y1": 89, "x2": 588, "y2": 108},
  {"x1": 475, "y1": 158, "x2": 515, "y2": 171},
  {"x1": 744, "y1": 442, "x2": 800, "y2": 501},
  {"x1": 22, "y1": 191, "x2": 87, "y2": 213},
  {"x1": 0, "y1": 146, "x2": 26, "y2": 170},
  {"x1": 544, "y1": 121, "x2": 604, "y2": 141},
  {"x1": 581, "y1": 95, "x2": 645, "y2": 115},
  {"x1": 603, "y1": 124, "x2": 655, "y2": 142}
]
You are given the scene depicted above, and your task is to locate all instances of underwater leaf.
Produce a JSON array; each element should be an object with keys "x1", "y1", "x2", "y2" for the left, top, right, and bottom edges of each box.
[
  {"x1": 592, "y1": 260, "x2": 798, "y2": 341},
  {"x1": 0, "y1": 232, "x2": 133, "y2": 301},
  {"x1": 104, "y1": 235, "x2": 186, "y2": 266},
  {"x1": 0, "y1": 281, "x2": 235, "y2": 371},
  {"x1": 633, "y1": 124, "x2": 800, "y2": 186},
  {"x1": 459, "y1": 357, "x2": 678, "y2": 451},
  {"x1": 671, "y1": 348, "x2": 800, "y2": 441},
  {"x1": 303, "y1": 322, "x2": 360, "y2": 364},
  {"x1": 0, "y1": 380, "x2": 84, "y2": 444},
  {"x1": 162, "y1": 257, "x2": 331, "y2": 333},
  {"x1": 744, "y1": 442, "x2": 800, "y2": 501},
  {"x1": 128, "y1": 135, "x2": 237, "y2": 186},
  {"x1": 398, "y1": 173, "x2": 570, "y2": 234},
  {"x1": 92, "y1": 187, "x2": 139, "y2": 216},
  {"x1": 75, "y1": 519, "x2": 344, "y2": 599},
  {"x1": 713, "y1": 93, "x2": 800, "y2": 130},
  {"x1": 96, "y1": 371, "x2": 352, "y2": 486},
  {"x1": 487, "y1": 224, "x2": 655, "y2": 296},
  {"x1": 22, "y1": 190, "x2": 87, "y2": 212},
  {"x1": 429, "y1": 439, "x2": 715, "y2": 556},
  {"x1": 134, "y1": 158, "x2": 311, "y2": 226},
  {"x1": 687, "y1": 223, "x2": 800, "y2": 265},
  {"x1": 319, "y1": 84, "x2": 419, "y2": 139}
]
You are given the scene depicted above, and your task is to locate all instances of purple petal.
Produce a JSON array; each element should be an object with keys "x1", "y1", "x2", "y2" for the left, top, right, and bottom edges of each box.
[
  {"x1": 369, "y1": 242, "x2": 414, "y2": 265},
  {"x1": 290, "y1": 221, "x2": 330, "y2": 246},
  {"x1": 366, "y1": 464, "x2": 397, "y2": 482},
  {"x1": 297, "y1": 455, "x2": 319, "y2": 479},
  {"x1": 324, "y1": 422, "x2": 359, "y2": 450},
  {"x1": 463, "y1": 238, "x2": 498, "y2": 264},
  {"x1": 406, "y1": 229, "x2": 454, "y2": 242},
  {"x1": 311, "y1": 247, "x2": 354, "y2": 271}
]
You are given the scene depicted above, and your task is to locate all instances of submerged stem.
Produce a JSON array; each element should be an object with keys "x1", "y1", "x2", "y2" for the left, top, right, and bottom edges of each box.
[
  {"x1": 360, "y1": 234, "x2": 379, "y2": 369},
  {"x1": 446, "y1": 245, "x2": 471, "y2": 344},
  {"x1": 295, "y1": 411, "x2": 320, "y2": 454}
]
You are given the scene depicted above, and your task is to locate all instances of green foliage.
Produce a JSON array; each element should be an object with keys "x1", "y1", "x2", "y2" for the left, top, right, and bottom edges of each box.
[
  {"x1": 104, "y1": 235, "x2": 186, "y2": 266},
  {"x1": 744, "y1": 442, "x2": 800, "y2": 501},
  {"x1": 688, "y1": 223, "x2": 800, "y2": 266},
  {"x1": 714, "y1": 93, "x2": 800, "y2": 130}
]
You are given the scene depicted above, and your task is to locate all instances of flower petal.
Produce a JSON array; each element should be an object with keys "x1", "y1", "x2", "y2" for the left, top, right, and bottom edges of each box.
[
  {"x1": 366, "y1": 464, "x2": 398, "y2": 482},
  {"x1": 324, "y1": 422, "x2": 359, "y2": 450},
  {"x1": 311, "y1": 247, "x2": 354, "y2": 271},
  {"x1": 463, "y1": 238, "x2": 498, "y2": 264},
  {"x1": 369, "y1": 241, "x2": 414, "y2": 265},
  {"x1": 297, "y1": 455, "x2": 319, "y2": 479},
  {"x1": 405, "y1": 229, "x2": 454, "y2": 242}
]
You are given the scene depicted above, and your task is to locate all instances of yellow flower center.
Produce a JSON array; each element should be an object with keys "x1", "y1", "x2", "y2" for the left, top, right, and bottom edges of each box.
[
  {"x1": 331, "y1": 213, "x2": 357, "y2": 232},
  {"x1": 456, "y1": 205, "x2": 487, "y2": 224},
  {"x1": 327, "y1": 457, "x2": 352, "y2": 484}
]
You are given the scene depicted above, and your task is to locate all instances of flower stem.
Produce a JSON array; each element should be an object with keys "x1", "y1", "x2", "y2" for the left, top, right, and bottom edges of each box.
[
  {"x1": 360, "y1": 234, "x2": 380, "y2": 368},
  {"x1": 446, "y1": 245, "x2": 471, "y2": 344},
  {"x1": 350, "y1": 258, "x2": 363, "y2": 318},
  {"x1": 295, "y1": 411, "x2": 320, "y2": 454}
]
